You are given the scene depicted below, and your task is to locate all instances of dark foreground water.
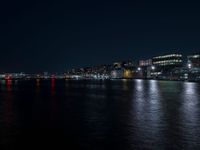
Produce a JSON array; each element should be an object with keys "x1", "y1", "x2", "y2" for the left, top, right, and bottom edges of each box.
[{"x1": 0, "y1": 79, "x2": 200, "y2": 150}]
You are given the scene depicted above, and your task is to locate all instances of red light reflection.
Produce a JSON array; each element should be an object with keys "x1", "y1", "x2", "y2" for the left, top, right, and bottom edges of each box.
[
  {"x1": 4, "y1": 79, "x2": 14, "y2": 128},
  {"x1": 51, "y1": 78, "x2": 55, "y2": 96},
  {"x1": 5, "y1": 79, "x2": 12, "y2": 91}
]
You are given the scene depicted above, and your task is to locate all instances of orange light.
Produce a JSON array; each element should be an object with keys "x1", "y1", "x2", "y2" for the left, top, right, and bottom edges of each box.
[{"x1": 124, "y1": 69, "x2": 131, "y2": 78}]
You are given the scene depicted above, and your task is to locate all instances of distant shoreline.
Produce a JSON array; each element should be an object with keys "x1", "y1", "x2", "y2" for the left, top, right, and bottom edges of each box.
[{"x1": 0, "y1": 78, "x2": 199, "y2": 83}]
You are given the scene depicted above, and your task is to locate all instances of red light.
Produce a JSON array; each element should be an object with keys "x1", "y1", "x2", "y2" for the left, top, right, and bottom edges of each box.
[
  {"x1": 5, "y1": 79, "x2": 12, "y2": 91},
  {"x1": 51, "y1": 78, "x2": 55, "y2": 87},
  {"x1": 5, "y1": 75, "x2": 11, "y2": 80}
]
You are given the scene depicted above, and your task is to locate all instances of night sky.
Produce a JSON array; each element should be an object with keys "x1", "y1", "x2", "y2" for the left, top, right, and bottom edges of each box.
[{"x1": 1, "y1": 0, "x2": 200, "y2": 73}]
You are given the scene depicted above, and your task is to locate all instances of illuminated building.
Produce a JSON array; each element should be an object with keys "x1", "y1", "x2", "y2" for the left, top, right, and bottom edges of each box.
[
  {"x1": 0, "y1": 74, "x2": 6, "y2": 79},
  {"x1": 0, "y1": 73, "x2": 26, "y2": 79},
  {"x1": 152, "y1": 54, "x2": 183, "y2": 67},
  {"x1": 123, "y1": 69, "x2": 132, "y2": 78},
  {"x1": 187, "y1": 54, "x2": 200, "y2": 68},
  {"x1": 113, "y1": 61, "x2": 135, "y2": 69},
  {"x1": 111, "y1": 69, "x2": 123, "y2": 79},
  {"x1": 122, "y1": 61, "x2": 135, "y2": 68},
  {"x1": 148, "y1": 54, "x2": 182, "y2": 79},
  {"x1": 137, "y1": 59, "x2": 152, "y2": 79},
  {"x1": 171, "y1": 67, "x2": 200, "y2": 81},
  {"x1": 139, "y1": 59, "x2": 152, "y2": 67}
]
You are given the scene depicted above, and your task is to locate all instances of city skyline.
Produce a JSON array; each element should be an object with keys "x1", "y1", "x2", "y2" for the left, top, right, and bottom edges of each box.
[
  {"x1": 0, "y1": 51, "x2": 199, "y2": 73},
  {"x1": 1, "y1": 1, "x2": 200, "y2": 149}
]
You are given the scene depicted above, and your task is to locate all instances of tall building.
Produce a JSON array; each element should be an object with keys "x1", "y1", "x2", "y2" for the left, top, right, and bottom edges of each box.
[{"x1": 152, "y1": 54, "x2": 183, "y2": 67}]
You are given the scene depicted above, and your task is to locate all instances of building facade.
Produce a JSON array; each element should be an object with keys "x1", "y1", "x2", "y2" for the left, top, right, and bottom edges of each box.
[
  {"x1": 139, "y1": 59, "x2": 152, "y2": 67},
  {"x1": 187, "y1": 54, "x2": 200, "y2": 68},
  {"x1": 152, "y1": 54, "x2": 183, "y2": 67}
]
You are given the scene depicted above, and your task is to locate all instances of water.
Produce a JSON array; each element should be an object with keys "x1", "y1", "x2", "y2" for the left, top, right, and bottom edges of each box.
[{"x1": 0, "y1": 79, "x2": 200, "y2": 149}]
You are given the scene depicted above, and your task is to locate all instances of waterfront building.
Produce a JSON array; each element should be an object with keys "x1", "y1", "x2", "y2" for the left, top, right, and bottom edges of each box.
[
  {"x1": 187, "y1": 53, "x2": 200, "y2": 68},
  {"x1": 171, "y1": 67, "x2": 200, "y2": 81},
  {"x1": 148, "y1": 53, "x2": 183, "y2": 79},
  {"x1": 122, "y1": 61, "x2": 135, "y2": 68},
  {"x1": 138, "y1": 59, "x2": 152, "y2": 78},
  {"x1": 113, "y1": 60, "x2": 135, "y2": 69},
  {"x1": 0, "y1": 74, "x2": 6, "y2": 79},
  {"x1": 139, "y1": 59, "x2": 152, "y2": 67},
  {"x1": 111, "y1": 69, "x2": 123, "y2": 79},
  {"x1": 152, "y1": 53, "x2": 183, "y2": 67},
  {"x1": 123, "y1": 69, "x2": 132, "y2": 78}
]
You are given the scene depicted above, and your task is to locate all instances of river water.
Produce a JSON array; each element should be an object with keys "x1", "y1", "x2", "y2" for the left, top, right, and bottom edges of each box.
[{"x1": 0, "y1": 79, "x2": 200, "y2": 149}]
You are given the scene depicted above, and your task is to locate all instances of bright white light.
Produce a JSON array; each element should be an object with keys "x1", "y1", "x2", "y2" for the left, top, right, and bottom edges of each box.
[
  {"x1": 188, "y1": 63, "x2": 192, "y2": 69},
  {"x1": 137, "y1": 67, "x2": 141, "y2": 71},
  {"x1": 151, "y1": 66, "x2": 155, "y2": 70}
]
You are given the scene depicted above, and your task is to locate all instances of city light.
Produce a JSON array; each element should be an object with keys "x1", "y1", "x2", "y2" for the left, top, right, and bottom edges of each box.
[
  {"x1": 124, "y1": 69, "x2": 132, "y2": 78},
  {"x1": 137, "y1": 67, "x2": 141, "y2": 71},
  {"x1": 188, "y1": 63, "x2": 192, "y2": 69},
  {"x1": 151, "y1": 66, "x2": 155, "y2": 70},
  {"x1": 0, "y1": 53, "x2": 199, "y2": 81}
]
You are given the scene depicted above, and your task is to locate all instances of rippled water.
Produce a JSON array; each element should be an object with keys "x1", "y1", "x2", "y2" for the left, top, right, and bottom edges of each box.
[{"x1": 0, "y1": 79, "x2": 200, "y2": 149}]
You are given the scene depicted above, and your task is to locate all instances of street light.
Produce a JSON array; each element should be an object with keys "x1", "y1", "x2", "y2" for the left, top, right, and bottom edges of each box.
[
  {"x1": 187, "y1": 63, "x2": 192, "y2": 69},
  {"x1": 151, "y1": 66, "x2": 155, "y2": 70},
  {"x1": 137, "y1": 67, "x2": 141, "y2": 71}
]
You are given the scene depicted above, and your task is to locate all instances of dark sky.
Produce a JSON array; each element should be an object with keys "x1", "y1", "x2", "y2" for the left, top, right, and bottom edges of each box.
[{"x1": 0, "y1": 0, "x2": 200, "y2": 73}]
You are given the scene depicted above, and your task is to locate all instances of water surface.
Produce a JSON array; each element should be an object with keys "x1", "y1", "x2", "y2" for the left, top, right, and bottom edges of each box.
[{"x1": 0, "y1": 79, "x2": 200, "y2": 149}]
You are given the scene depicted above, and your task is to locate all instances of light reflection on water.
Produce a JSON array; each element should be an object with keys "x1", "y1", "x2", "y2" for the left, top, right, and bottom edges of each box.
[
  {"x1": 0, "y1": 80, "x2": 15, "y2": 126},
  {"x1": 182, "y1": 82, "x2": 199, "y2": 126},
  {"x1": 129, "y1": 80, "x2": 165, "y2": 149},
  {"x1": 0, "y1": 79, "x2": 199, "y2": 149},
  {"x1": 180, "y1": 82, "x2": 200, "y2": 149},
  {"x1": 51, "y1": 78, "x2": 56, "y2": 96}
]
